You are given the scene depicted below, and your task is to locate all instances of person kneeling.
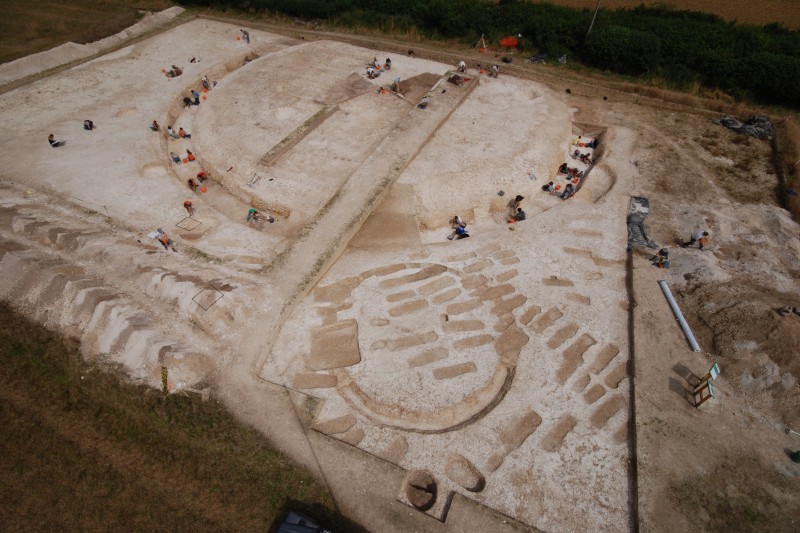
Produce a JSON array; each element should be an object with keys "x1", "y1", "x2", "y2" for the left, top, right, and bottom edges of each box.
[
  {"x1": 47, "y1": 134, "x2": 63, "y2": 147},
  {"x1": 509, "y1": 207, "x2": 526, "y2": 222},
  {"x1": 247, "y1": 208, "x2": 274, "y2": 224},
  {"x1": 448, "y1": 219, "x2": 469, "y2": 240},
  {"x1": 650, "y1": 248, "x2": 670, "y2": 269},
  {"x1": 156, "y1": 228, "x2": 177, "y2": 252}
]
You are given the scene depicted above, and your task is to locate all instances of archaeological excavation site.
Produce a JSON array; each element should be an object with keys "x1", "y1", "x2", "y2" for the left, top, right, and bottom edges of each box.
[{"x1": 2, "y1": 8, "x2": 798, "y2": 532}]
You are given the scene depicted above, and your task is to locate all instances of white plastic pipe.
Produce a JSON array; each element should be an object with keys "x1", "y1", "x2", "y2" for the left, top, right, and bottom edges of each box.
[{"x1": 658, "y1": 280, "x2": 701, "y2": 352}]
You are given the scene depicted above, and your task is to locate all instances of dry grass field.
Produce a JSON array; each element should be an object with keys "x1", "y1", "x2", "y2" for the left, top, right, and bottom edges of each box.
[
  {"x1": 535, "y1": 0, "x2": 800, "y2": 28},
  {"x1": 0, "y1": 304, "x2": 362, "y2": 532},
  {"x1": 0, "y1": 0, "x2": 173, "y2": 64}
]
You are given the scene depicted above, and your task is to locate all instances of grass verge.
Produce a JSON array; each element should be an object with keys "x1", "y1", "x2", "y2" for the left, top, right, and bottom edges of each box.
[{"x1": 0, "y1": 302, "x2": 361, "y2": 532}]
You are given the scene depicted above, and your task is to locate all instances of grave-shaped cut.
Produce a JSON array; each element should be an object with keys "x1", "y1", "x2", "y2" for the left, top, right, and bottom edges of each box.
[
  {"x1": 446, "y1": 454, "x2": 485, "y2": 492},
  {"x1": 307, "y1": 319, "x2": 361, "y2": 370}
]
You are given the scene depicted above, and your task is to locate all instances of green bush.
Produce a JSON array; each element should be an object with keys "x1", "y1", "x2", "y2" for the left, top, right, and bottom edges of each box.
[
  {"x1": 738, "y1": 52, "x2": 800, "y2": 107},
  {"x1": 583, "y1": 25, "x2": 661, "y2": 75},
  {"x1": 177, "y1": 0, "x2": 800, "y2": 108}
]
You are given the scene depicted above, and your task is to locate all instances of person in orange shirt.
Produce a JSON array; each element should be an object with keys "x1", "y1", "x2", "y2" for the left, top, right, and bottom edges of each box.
[{"x1": 156, "y1": 229, "x2": 177, "y2": 252}]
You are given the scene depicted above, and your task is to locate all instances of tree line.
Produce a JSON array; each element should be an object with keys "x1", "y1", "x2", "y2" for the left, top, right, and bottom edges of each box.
[{"x1": 178, "y1": 0, "x2": 800, "y2": 108}]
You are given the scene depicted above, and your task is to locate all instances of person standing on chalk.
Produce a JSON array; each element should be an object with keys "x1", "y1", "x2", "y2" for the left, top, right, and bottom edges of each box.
[{"x1": 240, "y1": 29, "x2": 250, "y2": 44}]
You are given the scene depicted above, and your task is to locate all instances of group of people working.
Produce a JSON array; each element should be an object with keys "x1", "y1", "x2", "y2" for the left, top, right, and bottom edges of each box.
[
  {"x1": 171, "y1": 149, "x2": 196, "y2": 165},
  {"x1": 447, "y1": 194, "x2": 527, "y2": 241},
  {"x1": 649, "y1": 230, "x2": 711, "y2": 269},
  {"x1": 165, "y1": 64, "x2": 182, "y2": 78},
  {"x1": 447, "y1": 215, "x2": 469, "y2": 240},
  {"x1": 548, "y1": 136, "x2": 600, "y2": 200},
  {"x1": 456, "y1": 60, "x2": 498, "y2": 78},
  {"x1": 366, "y1": 56, "x2": 392, "y2": 79},
  {"x1": 47, "y1": 119, "x2": 97, "y2": 147}
]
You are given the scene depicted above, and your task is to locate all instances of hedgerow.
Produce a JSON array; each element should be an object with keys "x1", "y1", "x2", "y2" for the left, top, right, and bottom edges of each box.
[{"x1": 179, "y1": 0, "x2": 800, "y2": 107}]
